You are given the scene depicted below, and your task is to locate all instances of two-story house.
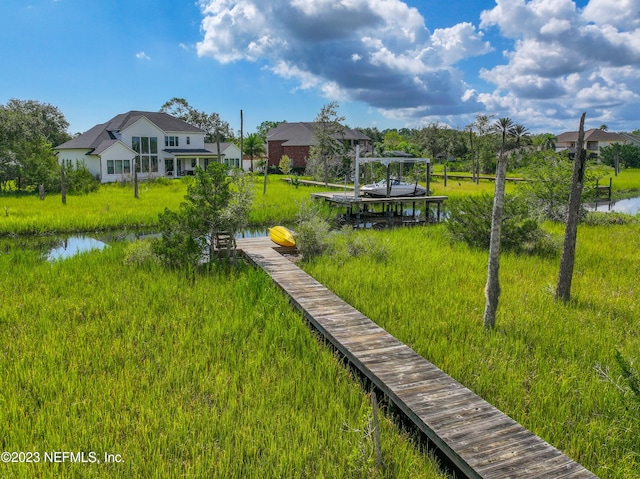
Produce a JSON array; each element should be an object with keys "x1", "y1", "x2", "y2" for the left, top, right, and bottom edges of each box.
[
  {"x1": 54, "y1": 111, "x2": 242, "y2": 182},
  {"x1": 555, "y1": 129, "x2": 628, "y2": 158}
]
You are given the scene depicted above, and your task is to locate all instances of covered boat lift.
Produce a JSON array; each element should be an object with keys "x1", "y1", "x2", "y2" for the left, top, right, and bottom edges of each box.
[{"x1": 311, "y1": 146, "x2": 447, "y2": 225}]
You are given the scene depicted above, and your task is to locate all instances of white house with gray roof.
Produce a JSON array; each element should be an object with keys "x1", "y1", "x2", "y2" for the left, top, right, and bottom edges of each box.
[{"x1": 54, "y1": 111, "x2": 243, "y2": 183}]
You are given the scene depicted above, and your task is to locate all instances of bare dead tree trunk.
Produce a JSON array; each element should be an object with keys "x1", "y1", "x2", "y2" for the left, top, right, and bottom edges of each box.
[
  {"x1": 483, "y1": 118, "x2": 512, "y2": 329},
  {"x1": 483, "y1": 153, "x2": 507, "y2": 329},
  {"x1": 556, "y1": 112, "x2": 587, "y2": 303}
]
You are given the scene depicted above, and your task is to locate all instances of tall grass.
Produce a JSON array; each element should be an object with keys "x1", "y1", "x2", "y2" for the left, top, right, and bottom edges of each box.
[
  {"x1": 0, "y1": 245, "x2": 448, "y2": 478},
  {"x1": 0, "y1": 176, "x2": 340, "y2": 235},
  {"x1": 302, "y1": 224, "x2": 640, "y2": 479},
  {"x1": 2, "y1": 170, "x2": 638, "y2": 235},
  {"x1": 0, "y1": 181, "x2": 187, "y2": 235}
]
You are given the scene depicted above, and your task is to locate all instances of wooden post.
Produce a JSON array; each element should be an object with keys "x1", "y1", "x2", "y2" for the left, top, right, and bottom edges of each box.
[
  {"x1": 39, "y1": 184, "x2": 45, "y2": 200},
  {"x1": 385, "y1": 163, "x2": 391, "y2": 198},
  {"x1": 134, "y1": 158, "x2": 139, "y2": 199},
  {"x1": 608, "y1": 177, "x2": 612, "y2": 200},
  {"x1": 444, "y1": 165, "x2": 448, "y2": 187},
  {"x1": 61, "y1": 167, "x2": 67, "y2": 205},
  {"x1": 263, "y1": 162, "x2": 267, "y2": 195}
]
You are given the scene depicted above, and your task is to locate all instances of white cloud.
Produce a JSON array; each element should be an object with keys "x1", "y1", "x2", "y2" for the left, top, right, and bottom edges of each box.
[
  {"x1": 478, "y1": 0, "x2": 640, "y2": 130},
  {"x1": 196, "y1": 0, "x2": 489, "y2": 117},
  {"x1": 195, "y1": 0, "x2": 640, "y2": 131},
  {"x1": 583, "y1": 0, "x2": 640, "y2": 30},
  {"x1": 136, "y1": 51, "x2": 151, "y2": 61}
]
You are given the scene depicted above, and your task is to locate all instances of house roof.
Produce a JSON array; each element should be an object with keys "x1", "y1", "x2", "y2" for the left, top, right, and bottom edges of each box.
[
  {"x1": 54, "y1": 111, "x2": 204, "y2": 151},
  {"x1": 556, "y1": 129, "x2": 626, "y2": 143},
  {"x1": 266, "y1": 122, "x2": 370, "y2": 147},
  {"x1": 204, "y1": 142, "x2": 238, "y2": 155},
  {"x1": 619, "y1": 132, "x2": 640, "y2": 146}
]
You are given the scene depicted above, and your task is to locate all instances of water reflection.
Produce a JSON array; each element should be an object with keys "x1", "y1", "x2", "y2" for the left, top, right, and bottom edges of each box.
[
  {"x1": 590, "y1": 196, "x2": 640, "y2": 215},
  {"x1": 46, "y1": 236, "x2": 107, "y2": 261},
  {"x1": 0, "y1": 227, "x2": 272, "y2": 261}
]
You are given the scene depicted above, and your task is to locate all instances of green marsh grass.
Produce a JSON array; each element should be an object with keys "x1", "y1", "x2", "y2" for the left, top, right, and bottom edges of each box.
[
  {"x1": 0, "y1": 176, "x2": 340, "y2": 235},
  {"x1": 0, "y1": 245, "x2": 448, "y2": 478},
  {"x1": 2, "y1": 170, "x2": 637, "y2": 236},
  {"x1": 302, "y1": 224, "x2": 640, "y2": 478}
]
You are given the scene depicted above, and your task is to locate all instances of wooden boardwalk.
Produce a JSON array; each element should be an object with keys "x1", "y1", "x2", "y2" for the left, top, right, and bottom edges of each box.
[{"x1": 237, "y1": 236, "x2": 599, "y2": 479}]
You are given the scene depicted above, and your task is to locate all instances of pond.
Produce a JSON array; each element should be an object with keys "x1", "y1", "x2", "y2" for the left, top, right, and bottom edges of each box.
[
  {"x1": 590, "y1": 196, "x2": 640, "y2": 215},
  {"x1": 46, "y1": 236, "x2": 108, "y2": 261},
  {"x1": 0, "y1": 227, "x2": 273, "y2": 262}
]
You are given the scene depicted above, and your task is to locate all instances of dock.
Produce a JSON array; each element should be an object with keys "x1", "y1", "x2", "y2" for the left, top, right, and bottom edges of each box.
[
  {"x1": 236, "y1": 236, "x2": 598, "y2": 479},
  {"x1": 311, "y1": 191, "x2": 448, "y2": 224}
]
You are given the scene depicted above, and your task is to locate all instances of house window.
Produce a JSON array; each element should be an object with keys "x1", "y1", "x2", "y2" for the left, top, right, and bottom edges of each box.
[
  {"x1": 164, "y1": 136, "x2": 179, "y2": 147},
  {"x1": 106, "y1": 160, "x2": 131, "y2": 175},
  {"x1": 133, "y1": 136, "x2": 158, "y2": 172},
  {"x1": 186, "y1": 136, "x2": 190, "y2": 145}
]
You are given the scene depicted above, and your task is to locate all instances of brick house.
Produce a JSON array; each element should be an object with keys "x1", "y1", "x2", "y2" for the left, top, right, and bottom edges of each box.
[{"x1": 266, "y1": 122, "x2": 371, "y2": 170}]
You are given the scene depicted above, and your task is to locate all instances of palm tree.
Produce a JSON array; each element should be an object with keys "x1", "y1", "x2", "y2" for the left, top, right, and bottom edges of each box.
[
  {"x1": 511, "y1": 124, "x2": 530, "y2": 148},
  {"x1": 534, "y1": 133, "x2": 556, "y2": 151},
  {"x1": 243, "y1": 133, "x2": 266, "y2": 172},
  {"x1": 483, "y1": 117, "x2": 515, "y2": 329}
]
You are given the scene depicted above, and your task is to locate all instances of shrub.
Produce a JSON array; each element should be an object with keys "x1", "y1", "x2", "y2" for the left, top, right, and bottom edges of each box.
[
  {"x1": 123, "y1": 239, "x2": 161, "y2": 267},
  {"x1": 295, "y1": 201, "x2": 331, "y2": 259},
  {"x1": 445, "y1": 193, "x2": 551, "y2": 254},
  {"x1": 65, "y1": 163, "x2": 100, "y2": 194}
]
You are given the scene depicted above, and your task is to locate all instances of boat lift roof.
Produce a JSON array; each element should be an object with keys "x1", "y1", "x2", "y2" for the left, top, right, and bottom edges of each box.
[{"x1": 354, "y1": 145, "x2": 430, "y2": 198}]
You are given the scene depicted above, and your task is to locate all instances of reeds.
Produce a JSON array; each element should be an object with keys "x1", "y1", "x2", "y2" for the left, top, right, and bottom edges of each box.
[
  {"x1": 303, "y1": 224, "x2": 640, "y2": 478},
  {"x1": 0, "y1": 245, "x2": 448, "y2": 478}
]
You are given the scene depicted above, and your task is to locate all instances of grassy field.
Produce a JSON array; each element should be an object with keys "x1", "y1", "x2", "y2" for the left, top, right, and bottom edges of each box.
[
  {"x1": 0, "y1": 176, "x2": 334, "y2": 235},
  {"x1": 1, "y1": 169, "x2": 639, "y2": 477},
  {"x1": 302, "y1": 224, "x2": 640, "y2": 478},
  {"x1": 0, "y1": 245, "x2": 448, "y2": 478},
  {"x1": 1, "y1": 169, "x2": 638, "y2": 235}
]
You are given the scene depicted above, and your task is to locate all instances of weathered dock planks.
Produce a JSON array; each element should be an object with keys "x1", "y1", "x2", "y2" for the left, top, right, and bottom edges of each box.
[{"x1": 237, "y1": 236, "x2": 599, "y2": 479}]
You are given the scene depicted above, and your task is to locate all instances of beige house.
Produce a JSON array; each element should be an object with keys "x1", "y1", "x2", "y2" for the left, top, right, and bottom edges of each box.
[{"x1": 555, "y1": 129, "x2": 629, "y2": 158}]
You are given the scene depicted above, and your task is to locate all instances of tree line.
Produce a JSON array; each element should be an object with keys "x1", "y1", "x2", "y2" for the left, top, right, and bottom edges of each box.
[{"x1": 3, "y1": 97, "x2": 640, "y2": 195}]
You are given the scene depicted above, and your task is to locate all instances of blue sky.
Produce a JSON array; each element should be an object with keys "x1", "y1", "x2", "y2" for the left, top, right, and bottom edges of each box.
[{"x1": 2, "y1": 0, "x2": 640, "y2": 137}]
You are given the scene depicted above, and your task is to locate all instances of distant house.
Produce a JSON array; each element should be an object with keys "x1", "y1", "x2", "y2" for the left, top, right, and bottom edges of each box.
[
  {"x1": 266, "y1": 122, "x2": 371, "y2": 169},
  {"x1": 555, "y1": 129, "x2": 629, "y2": 158},
  {"x1": 205, "y1": 142, "x2": 243, "y2": 170},
  {"x1": 55, "y1": 111, "x2": 245, "y2": 183}
]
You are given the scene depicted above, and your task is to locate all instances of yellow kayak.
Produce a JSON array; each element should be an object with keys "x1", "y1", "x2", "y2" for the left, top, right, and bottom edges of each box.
[{"x1": 269, "y1": 226, "x2": 296, "y2": 247}]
